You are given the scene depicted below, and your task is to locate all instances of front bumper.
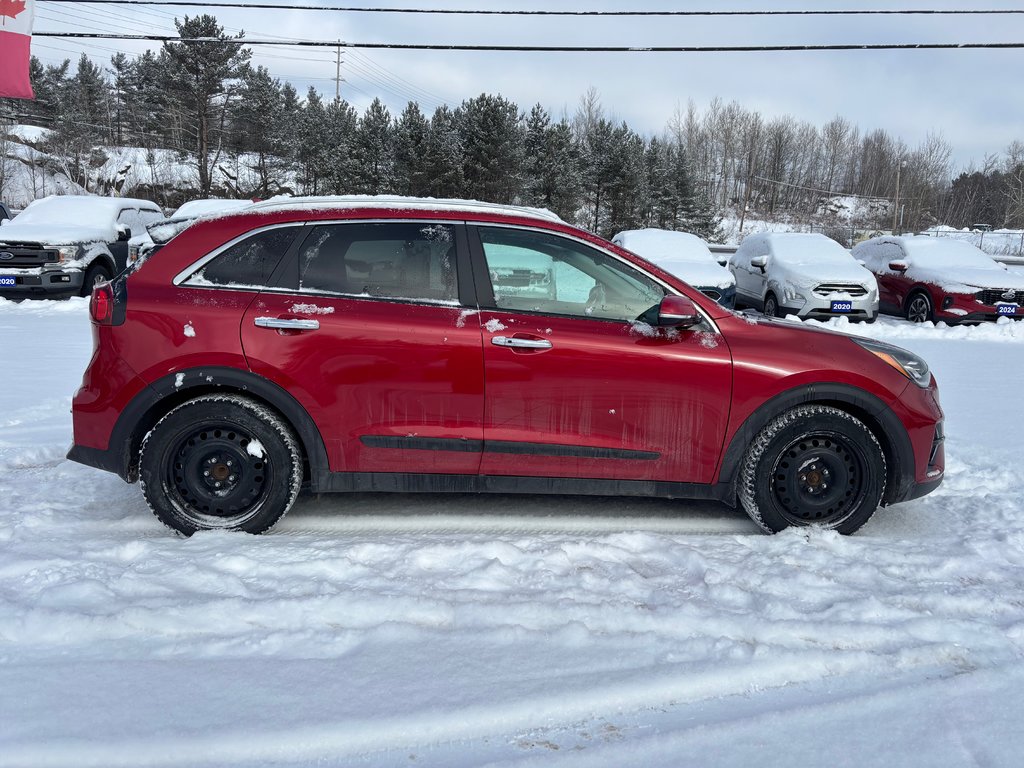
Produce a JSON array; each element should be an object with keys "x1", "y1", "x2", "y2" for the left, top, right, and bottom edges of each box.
[
  {"x1": 781, "y1": 294, "x2": 878, "y2": 321},
  {"x1": 0, "y1": 268, "x2": 84, "y2": 298}
]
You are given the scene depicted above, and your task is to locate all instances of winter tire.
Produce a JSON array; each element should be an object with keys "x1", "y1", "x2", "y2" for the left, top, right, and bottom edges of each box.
[
  {"x1": 763, "y1": 292, "x2": 779, "y2": 318},
  {"x1": 905, "y1": 291, "x2": 932, "y2": 323},
  {"x1": 140, "y1": 394, "x2": 302, "y2": 535},
  {"x1": 738, "y1": 405, "x2": 886, "y2": 535},
  {"x1": 82, "y1": 262, "x2": 112, "y2": 296}
]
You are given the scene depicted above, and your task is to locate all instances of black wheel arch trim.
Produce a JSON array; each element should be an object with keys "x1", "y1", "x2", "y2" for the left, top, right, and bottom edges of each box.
[
  {"x1": 99, "y1": 366, "x2": 329, "y2": 484},
  {"x1": 717, "y1": 382, "x2": 916, "y2": 505}
]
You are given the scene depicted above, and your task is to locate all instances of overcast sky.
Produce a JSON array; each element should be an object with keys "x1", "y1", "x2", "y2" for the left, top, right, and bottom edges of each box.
[{"x1": 30, "y1": 0, "x2": 1024, "y2": 171}]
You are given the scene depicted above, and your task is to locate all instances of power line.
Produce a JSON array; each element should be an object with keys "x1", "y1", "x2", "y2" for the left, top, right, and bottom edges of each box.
[
  {"x1": 34, "y1": 2, "x2": 1024, "y2": 17},
  {"x1": 33, "y1": 34, "x2": 1024, "y2": 52}
]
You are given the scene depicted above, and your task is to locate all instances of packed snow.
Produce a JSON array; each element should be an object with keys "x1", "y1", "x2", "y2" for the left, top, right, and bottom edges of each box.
[{"x1": 2, "y1": 299, "x2": 1024, "y2": 766}]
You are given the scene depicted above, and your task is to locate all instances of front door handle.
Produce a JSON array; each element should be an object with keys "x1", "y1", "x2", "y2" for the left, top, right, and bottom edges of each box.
[
  {"x1": 491, "y1": 335, "x2": 552, "y2": 350},
  {"x1": 254, "y1": 317, "x2": 320, "y2": 331}
]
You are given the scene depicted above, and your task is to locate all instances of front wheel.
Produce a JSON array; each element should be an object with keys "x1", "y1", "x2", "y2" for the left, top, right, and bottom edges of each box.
[
  {"x1": 763, "y1": 292, "x2": 780, "y2": 318},
  {"x1": 905, "y1": 291, "x2": 933, "y2": 323},
  {"x1": 738, "y1": 405, "x2": 886, "y2": 534},
  {"x1": 81, "y1": 261, "x2": 112, "y2": 296},
  {"x1": 140, "y1": 394, "x2": 303, "y2": 535}
]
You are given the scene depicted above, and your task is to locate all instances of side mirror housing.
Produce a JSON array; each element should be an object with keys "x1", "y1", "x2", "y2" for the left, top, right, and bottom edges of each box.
[
  {"x1": 750, "y1": 255, "x2": 768, "y2": 272},
  {"x1": 888, "y1": 260, "x2": 908, "y2": 273},
  {"x1": 117, "y1": 225, "x2": 132, "y2": 241},
  {"x1": 658, "y1": 295, "x2": 700, "y2": 328}
]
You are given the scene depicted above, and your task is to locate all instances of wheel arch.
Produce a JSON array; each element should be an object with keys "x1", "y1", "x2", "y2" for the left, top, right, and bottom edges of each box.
[
  {"x1": 717, "y1": 383, "x2": 915, "y2": 506},
  {"x1": 108, "y1": 366, "x2": 329, "y2": 486}
]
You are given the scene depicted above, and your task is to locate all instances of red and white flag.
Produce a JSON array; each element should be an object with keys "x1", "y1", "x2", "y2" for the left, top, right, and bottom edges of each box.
[{"x1": 0, "y1": 0, "x2": 34, "y2": 100}]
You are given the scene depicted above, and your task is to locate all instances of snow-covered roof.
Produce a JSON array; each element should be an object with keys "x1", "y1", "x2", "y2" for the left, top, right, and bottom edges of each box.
[
  {"x1": 17, "y1": 195, "x2": 160, "y2": 224},
  {"x1": 895, "y1": 235, "x2": 1000, "y2": 269},
  {"x1": 760, "y1": 232, "x2": 856, "y2": 267},
  {"x1": 613, "y1": 228, "x2": 715, "y2": 264},
  {"x1": 173, "y1": 198, "x2": 254, "y2": 219},
  {"x1": 247, "y1": 195, "x2": 564, "y2": 223}
]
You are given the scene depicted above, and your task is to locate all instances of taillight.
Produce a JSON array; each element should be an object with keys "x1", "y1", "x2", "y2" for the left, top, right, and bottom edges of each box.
[
  {"x1": 90, "y1": 283, "x2": 112, "y2": 323},
  {"x1": 89, "y1": 281, "x2": 126, "y2": 325}
]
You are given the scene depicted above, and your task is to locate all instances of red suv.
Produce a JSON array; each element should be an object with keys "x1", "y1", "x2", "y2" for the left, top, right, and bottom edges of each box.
[{"x1": 68, "y1": 198, "x2": 945, "y2": 535}]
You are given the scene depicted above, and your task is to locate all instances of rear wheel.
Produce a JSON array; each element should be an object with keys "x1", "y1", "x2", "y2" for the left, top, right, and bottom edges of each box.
[
  {"x1": 738, "y1": 405, "x2": 886, "y2": 534},
  {"x1": 140, "y1": 395, "x2": 302, "y2": 535},
  {"x1": 905, "y1": 291, "x2": 933, "y2": 323}
]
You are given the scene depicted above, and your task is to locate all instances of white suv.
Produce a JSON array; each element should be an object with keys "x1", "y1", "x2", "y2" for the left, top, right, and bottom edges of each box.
[{"x1": 730, "y1": 232, "x2": 879, "y2": 321}]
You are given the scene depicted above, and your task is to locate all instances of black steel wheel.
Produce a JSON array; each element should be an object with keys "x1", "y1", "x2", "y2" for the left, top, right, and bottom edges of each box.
[
  {"x1": 763, "y1": 292, "x2": 780, "y2": 318},
  {"x1": 905, "y1": 291, "x2": 932, "y2": 323},
  {"x1": 738, "y1": 405, "x2": 886, "y2": 534},
  {"x1": 140, "y1": 395, "x2": 302, "y2": 535}
]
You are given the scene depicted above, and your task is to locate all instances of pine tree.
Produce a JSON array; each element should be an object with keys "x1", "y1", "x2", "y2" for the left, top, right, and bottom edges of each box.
[
  {"x1": 353, "y1": 98, "x2": 394, "y2": 195},
  {"x1": 458, "y1": 93, "x2": 523, "y2": 204},
  {"x1": 48, "y1": 54, "x2": 111, "y2": 190},
  {"x1": 393, "y1": 101, "x2": 431, "y2": 197},
  {"x1": 321, "y1": 97, "x2": 359, "y2": 194},
  {"x1": 162, "y1": 15, "x2": 251, "y2": 196},
  {"x1": 425, "y1": 105, "x2": 464, "y2": 198},
  {"x1": 233, "y1": 65, "x2": 286, "y2": 196}
]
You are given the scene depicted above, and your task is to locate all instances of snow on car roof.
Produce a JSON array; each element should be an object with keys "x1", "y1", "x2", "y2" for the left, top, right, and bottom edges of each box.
[
  {"x1": 613, "y1": 228, "x2": 714, "y2": 263},
  {"x1": 895, "y1": 235, "x2": 1000, "y2": 269},
  {"x1": 247, "y1": 195, "x2": 564, "y2": 223},
  {"x1": 762, "y1": 232, "x2": 856, "y2": 266},
  {"x1": 17, "y1": 195, "x2": 161, "y2": 222},
  {"x1": 173, "y1": 199, "x2": 254, "y2": 219}
]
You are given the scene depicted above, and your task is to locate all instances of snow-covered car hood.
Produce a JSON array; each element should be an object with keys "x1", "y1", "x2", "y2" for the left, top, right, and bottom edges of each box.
[
  {"x1": 907, "y1": 265, "x2": 1024, "y2": 292},
  {"x1": 0, "y1": 221, "x2": 113, "y2": 246},
  {"x1": 655, "y1": 257, "x2": 735, "y2": 290},
  {"x1": 788, "y1": 258, "x2": 875, "y2": 287}
]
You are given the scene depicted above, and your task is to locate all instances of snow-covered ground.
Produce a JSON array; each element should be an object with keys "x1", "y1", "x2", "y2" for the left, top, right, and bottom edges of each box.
[{"x1": 3, "y1": 300, "x2": 1024, "y2": 767}]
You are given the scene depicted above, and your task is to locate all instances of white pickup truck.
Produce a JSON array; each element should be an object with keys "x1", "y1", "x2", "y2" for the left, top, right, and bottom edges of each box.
[{"x1": 0, "y1": 195, "x2": 163, "y2": 298}]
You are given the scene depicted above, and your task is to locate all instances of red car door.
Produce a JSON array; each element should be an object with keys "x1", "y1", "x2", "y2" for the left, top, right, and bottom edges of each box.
[
  {"x1": 241, "y1": 220, "x2": 484, "y2": 475},
  {"x1": 471, "y1": 225, "x2": 733, "y2": 485}
]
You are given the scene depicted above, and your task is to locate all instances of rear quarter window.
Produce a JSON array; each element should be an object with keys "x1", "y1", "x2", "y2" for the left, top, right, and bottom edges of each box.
[{"x1": 186, "y1": 226, "x2": 300, "y2": 289}]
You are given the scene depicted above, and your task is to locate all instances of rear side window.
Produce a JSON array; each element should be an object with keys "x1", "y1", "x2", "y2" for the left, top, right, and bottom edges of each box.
[
  {"x1": 297, "y1": 222, "x2": 457, "y2": 303},
  {"x1": 189, "y1": 226, "x2": 300, "y2": 288}
]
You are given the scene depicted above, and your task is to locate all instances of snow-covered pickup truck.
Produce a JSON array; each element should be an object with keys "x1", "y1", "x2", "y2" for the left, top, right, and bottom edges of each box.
[{"x1": 0, "y1": 195, "x2": 163, "y2": 298}]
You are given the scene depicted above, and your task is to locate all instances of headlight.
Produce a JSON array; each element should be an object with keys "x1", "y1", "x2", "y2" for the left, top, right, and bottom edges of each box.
[
  {"x1": 55, "y1": 245, "x2": 78, "y2": 263},
  {"x1": 781, "y1": 282, "x2": 806, "y2": 305},
  {"x1": 853, "y1": 338, "x2": 931, "y2": 387}
]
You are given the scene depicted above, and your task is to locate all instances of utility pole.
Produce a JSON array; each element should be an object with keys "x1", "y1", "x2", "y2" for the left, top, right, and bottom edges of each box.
[
  {"x1": 892, "y1": 158, "x2": 906, "y2": 234},
  {"x1": 334, "y1": 42, "x2": 344, "y2": 102}
]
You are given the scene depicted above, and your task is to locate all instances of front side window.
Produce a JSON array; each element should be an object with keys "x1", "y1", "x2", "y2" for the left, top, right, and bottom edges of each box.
[
  {"x1": 298, "y1": 222, "x2": 457, "y2": 303},
  {"x1": 187, "y1": 226, "x2": 300, "y2": 288},
  {"x1": 478, "y1": 227, "x2": 665, "y2": 322}
]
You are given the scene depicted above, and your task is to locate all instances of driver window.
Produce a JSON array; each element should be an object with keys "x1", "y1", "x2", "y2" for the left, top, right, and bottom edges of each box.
[{"x1": 478, "y1": 226, "x2": 665, "y2": 322}]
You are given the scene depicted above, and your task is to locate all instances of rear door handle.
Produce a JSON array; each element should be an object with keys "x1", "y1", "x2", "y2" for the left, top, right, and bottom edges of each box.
[
  {"x1": 254, "y1": 317, "x2": 320, "y2": 331},
  {"x1": 491, "y1": 335, "x2": 552, "y2": 350}
]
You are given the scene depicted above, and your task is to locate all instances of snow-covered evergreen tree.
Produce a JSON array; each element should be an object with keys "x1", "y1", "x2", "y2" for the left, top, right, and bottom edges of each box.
[{"x1": 393, "y1": 101, "x2": 431, "y2": 197}]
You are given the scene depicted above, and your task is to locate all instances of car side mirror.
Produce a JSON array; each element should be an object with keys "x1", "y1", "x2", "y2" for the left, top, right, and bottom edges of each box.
[
  {"x1": 857, "y1": 259, "x2": 867, "y2": 267},
  {"x1": 658, "y1": 295, "x2": 700, "y2": 328},
  {"x1": 888, "y1": 260, "x2": 908, "y2": 273},
  {"x1": 750, "y1": 255, "x2": 768, "y2": 272},
  {"x1": 117, "y1": 225, "x2": 132, "y2": 241},
  {"x1": 716, "y1": 256, "x2": 728, "y2": 267}
]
